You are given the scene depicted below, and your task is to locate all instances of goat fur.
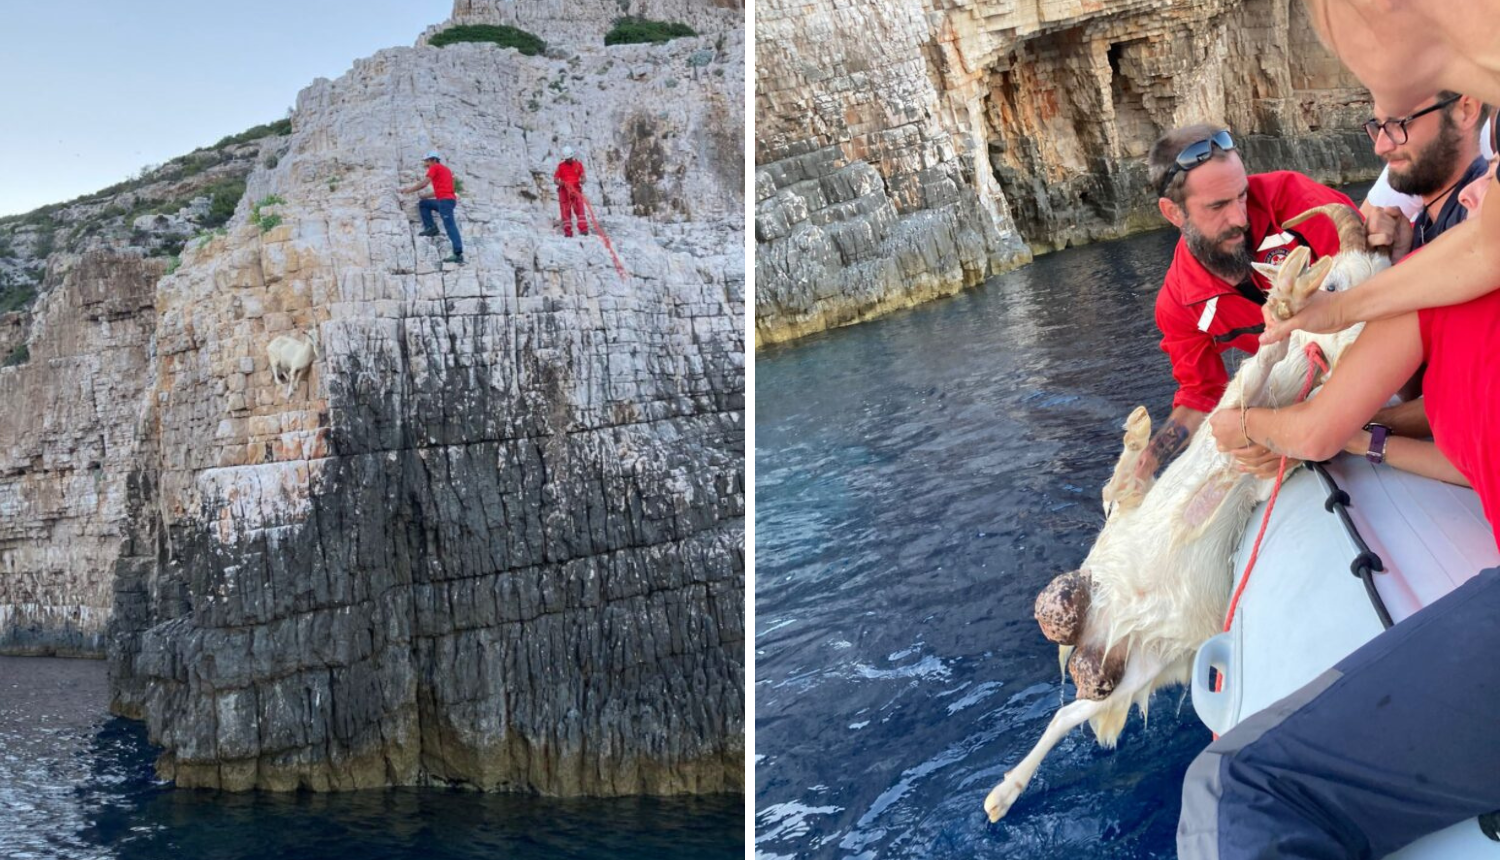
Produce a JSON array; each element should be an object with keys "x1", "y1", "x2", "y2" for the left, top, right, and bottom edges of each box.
[
  {"x1": 984, "y1": 205, "x2": 1389, "y2": 822},
  {"x1": 266, "y1": 329, "x2": 320, "y2": 399}
]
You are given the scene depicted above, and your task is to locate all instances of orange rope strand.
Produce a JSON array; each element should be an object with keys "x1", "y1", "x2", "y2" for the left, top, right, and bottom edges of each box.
[
  {"x1": 564, "y1": 181, "x2": 628, "y2": 282},
  {"x1": 1212, "y1": 342, "x2": 1330, "y2": 705}
]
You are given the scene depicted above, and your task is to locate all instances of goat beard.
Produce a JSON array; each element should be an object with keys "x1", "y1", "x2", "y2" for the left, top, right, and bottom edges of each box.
[
  {"x1": 1183, "y1": 220, "x2": 1252, "y2": 283},
  {"x1": 1387, "y1": 114, "x2": 1465, "y2": 196}
]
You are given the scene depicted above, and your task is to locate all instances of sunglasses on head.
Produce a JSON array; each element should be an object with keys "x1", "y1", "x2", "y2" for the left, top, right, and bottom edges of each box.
[{"x1": 1159, "y1": 130, "x2": 1236, "y2": 198}]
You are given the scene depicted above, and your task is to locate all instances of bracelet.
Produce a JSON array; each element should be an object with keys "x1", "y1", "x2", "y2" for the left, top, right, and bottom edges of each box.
[{"x1": 1240, "y1": 404, "x2": 1251, "y2": 447}]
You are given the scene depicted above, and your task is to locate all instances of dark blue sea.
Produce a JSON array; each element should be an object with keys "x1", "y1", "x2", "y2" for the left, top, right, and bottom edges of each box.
[
  {"x1": 755, "y1": 225, "x2": 1225, "y2": 859},
  {"x1": 0, "y1": 656, "x2": 744, "y2": 859}
]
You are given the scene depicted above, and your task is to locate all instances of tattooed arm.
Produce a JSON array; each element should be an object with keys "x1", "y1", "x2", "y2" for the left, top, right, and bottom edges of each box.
[
  {"x1": 1133, "y1": 406, "x2": 1205, "y2": 480},
  {"x1": 1138, "y1": 405, "x2": 1286, "y2": 480}
]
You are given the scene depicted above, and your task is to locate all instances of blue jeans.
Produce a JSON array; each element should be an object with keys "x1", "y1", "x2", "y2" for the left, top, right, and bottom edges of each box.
[
  {"x1": 1179, "y1": 567, "x2": 1500, "y2": 858},
  {"x1": 419, "y1": 198, "x2": 463, "y2": 256}
]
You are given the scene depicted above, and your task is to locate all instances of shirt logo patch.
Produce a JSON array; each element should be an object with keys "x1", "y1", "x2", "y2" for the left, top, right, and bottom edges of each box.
[{"x1": 1260, "y1": 247, "x2": 1291, "y2": 266}]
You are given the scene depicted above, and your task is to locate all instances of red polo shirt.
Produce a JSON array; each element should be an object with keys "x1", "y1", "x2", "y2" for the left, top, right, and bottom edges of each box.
[
  {"x1": 1419, "y1": 287, "x2": 1500, "y2": 548},
  {"x1": 1156, "y1": 171, "x2": 1356, "y2": 412},
  {"x1": 427, "y1": 163, "x2": 456, "y2": 200}
]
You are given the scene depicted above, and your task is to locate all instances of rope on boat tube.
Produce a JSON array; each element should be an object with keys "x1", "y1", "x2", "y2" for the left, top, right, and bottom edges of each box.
[{"x1": 1309, "y1": 461, "x2": 1394, "y2": 630}]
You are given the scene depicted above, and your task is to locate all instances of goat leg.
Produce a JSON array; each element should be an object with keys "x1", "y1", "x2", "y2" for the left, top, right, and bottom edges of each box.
[
  {"x1": 985, "y1": 650, "x2": 1167, "y2": 822},
  {"x1": 1101, "y1": 405, "x2": 1154, "y2": 511},
  {"x1": 984, "y1": 696, "x2": 1107, "y2": 822}
]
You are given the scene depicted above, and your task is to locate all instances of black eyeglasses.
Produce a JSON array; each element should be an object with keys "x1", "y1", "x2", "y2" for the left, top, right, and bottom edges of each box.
[
  {"x1": 1158, "y1": 130, "x2": 1236, "y2": 198},
  {"x1": 1363, "y1": 94, "x2": 1460, "y2": 146}
]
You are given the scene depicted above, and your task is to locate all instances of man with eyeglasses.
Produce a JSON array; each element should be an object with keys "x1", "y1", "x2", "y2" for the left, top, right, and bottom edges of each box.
[
  {"x1": 1347, "y1": 94, "x2": 1493, "y2": 453},
  {"x1": 1132, "y1": 124, "x2": 1355, "y2": 482},
  {"x1": 1362, "y1": 92, "x2": 1492, "y2": 260}
]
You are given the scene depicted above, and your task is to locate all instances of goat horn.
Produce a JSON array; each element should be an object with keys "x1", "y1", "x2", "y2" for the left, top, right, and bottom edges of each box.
[{"x1": 1282, "y1": 203, "x2": 1366, "y2": 255}]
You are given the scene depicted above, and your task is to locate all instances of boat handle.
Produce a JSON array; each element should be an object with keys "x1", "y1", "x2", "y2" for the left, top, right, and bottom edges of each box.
[{"x1": 1192, "y1": 632, "x2": 1236, "y2": 736}]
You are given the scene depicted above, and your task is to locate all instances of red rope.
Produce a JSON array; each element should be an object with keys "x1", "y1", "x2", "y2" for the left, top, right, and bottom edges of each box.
[
  {"x1": 1222, "y1": 341, "x2": 1330, "y2": 632},
  {"x1": 563, "y1": 181, "x2": 628, "y2": 282},
  {"x1": 1212, "y1": 341, "x2": 1330, "y2": 703}
]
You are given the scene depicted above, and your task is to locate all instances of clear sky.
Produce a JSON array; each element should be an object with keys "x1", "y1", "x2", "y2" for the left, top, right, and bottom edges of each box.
[{"x1": 0, "y1": 1, "x2": 450, "y2": 217}]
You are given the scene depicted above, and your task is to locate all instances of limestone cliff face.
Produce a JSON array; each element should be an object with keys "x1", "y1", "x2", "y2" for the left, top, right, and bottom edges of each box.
[
  {"x1": 0, "y1": 252, "x2": 162, "y2": 655},
  {"x1": 0, "y1": 135, "x2": 285, "y2": 393},
  {"x1": 4, "y1": 1, "x2": 743, "y2": 795},
  {"x1": 755, "y1": 0, "x2": 1380, "y2": 346}
]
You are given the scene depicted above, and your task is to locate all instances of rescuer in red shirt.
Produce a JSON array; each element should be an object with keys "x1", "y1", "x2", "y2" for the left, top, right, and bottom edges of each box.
[
  {"x1": 1133, "y1": 124, "x2": 1355, "y2": 480},
  {"x1": 554, "y1": 147, "x2": 589, "y2": 238},
  {"x1": 399, "y1": 150, "x2": 464, "y2": 264}
]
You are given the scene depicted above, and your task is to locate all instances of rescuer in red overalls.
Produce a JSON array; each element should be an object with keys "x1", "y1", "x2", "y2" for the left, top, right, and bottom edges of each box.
[{"x1": 554, "y1": 147, "x2": 588, "y2": 238}]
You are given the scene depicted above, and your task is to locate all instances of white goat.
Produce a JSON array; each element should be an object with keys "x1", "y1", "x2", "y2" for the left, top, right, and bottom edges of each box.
[
  {"x1": 983, "y1": 205, "x2": 1388, "y2": 822},
  {"x1": 266, "y1": 329, "x2": 320, "y2": 399}
]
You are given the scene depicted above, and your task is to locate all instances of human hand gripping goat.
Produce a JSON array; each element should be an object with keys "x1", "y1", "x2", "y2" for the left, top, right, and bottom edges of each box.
[
  {"x1": 1259, "y1": 287, "x2": 1347, "y2": 345},
  {"x1": 1207, "y1": 408, "x2": 1286, "y2": 479},
  {"x1": 983, "y1": 205, "x2": 1387, "y2": 824}
]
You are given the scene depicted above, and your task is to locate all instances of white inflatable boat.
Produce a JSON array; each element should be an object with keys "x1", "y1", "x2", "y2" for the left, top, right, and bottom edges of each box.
[{"x1": 1191, "y1": 453, "x2": 1500, "y2": 857}]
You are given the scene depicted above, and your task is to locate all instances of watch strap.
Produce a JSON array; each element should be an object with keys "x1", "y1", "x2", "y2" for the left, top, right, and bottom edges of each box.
[{"x1": 1364, "y1": 423, "x2": 1390, "y2": 465}]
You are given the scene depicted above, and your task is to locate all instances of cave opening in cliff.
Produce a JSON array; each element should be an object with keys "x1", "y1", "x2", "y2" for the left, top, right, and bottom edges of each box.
[
  {"x1": 1107, "y1": 41, "x2": 1157, "y2": 159},
  {"x1": 985, "y1": 28, "x2": 1150, "y2": 252}
]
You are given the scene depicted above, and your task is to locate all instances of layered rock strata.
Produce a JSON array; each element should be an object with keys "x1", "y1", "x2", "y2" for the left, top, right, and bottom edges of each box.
[
  {"x1": 0, "y1": 252, "x2": 162, "y2": 655},
  {"x1": 755, "y1": 0, "x2": 1381, "y2": 346},
  {"x1": 755, "y1": 0, "x2": 1031, "y2": 348},
  {"x1": 5, "y1": 1, "x2": 744, "y2": 796}
]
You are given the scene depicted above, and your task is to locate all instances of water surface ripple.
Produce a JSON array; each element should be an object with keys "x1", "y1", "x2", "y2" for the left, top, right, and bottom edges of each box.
[
  {"x1": 0, "y1": 656, "x2": 743, "y2": 859},
  {"x1": 755, "y1": 227, "x2": 1212, "y2": 859}
]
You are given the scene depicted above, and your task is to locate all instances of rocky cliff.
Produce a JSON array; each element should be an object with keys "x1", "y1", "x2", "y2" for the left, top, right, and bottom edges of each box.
[
  {"x1": 0, "y1": 252, "x2": 162, "y2": 655},
  {"x1": 0, "y1": 137, "x2": 286, "y2": 659},
  {"x1": 755, "y1": 0, "x2": 1380, "y2": 347},
  {"x1": 3, "y1": 0, "x2": 744, "y2": 796},
  {"x1": 0, "y1": 132, "x2": 286, "y2": 301}
]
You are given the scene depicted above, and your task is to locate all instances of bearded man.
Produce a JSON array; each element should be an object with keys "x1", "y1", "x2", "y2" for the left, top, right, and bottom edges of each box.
[
  {"x1": 1362, "y1": 92, "x2": 1491, "y2": 261},
  {"x1": 1133, "y1": 125, "x2": 1355, "y2": 479}
]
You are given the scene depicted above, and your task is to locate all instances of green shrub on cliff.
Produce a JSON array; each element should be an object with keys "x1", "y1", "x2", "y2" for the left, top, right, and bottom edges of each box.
[
  {"x1": 211, "y1": 118, "x2": 292, "y2": 150},
  {"x1": 605, "y1": 17, "x2": 696, "y2": 46},
  {"x1": 429, "y1": 24, "x2": 545, "y2": 56},
  {"x1": 204, "y1": 178, "x2": 247, "y2": 229},
  {"x1": 250, "y1": 195, "x2": 286, "y2": 233},
  {"x1": 31, "y1": 229, "x2": 54, "y2": 259},
  {"x1": 0, "y1": 284, "x2": 36, "y2": 314},
  {"x1": 2, "y1": 343, "x2": 28, "y2": 368}
]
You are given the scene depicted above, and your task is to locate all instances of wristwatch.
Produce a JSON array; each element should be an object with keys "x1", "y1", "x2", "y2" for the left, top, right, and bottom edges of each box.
[{"x1": 1363, "y1": 422, "x2": 1391, "y2": 465}]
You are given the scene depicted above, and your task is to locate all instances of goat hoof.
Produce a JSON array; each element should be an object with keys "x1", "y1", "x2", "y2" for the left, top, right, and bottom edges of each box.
[
  {"x1": 1035, "y1": 570, "x2": 1090, "y2": 645},
  {"x1": 984, "y1": 772, "x2": 1026, "y2": 822}
]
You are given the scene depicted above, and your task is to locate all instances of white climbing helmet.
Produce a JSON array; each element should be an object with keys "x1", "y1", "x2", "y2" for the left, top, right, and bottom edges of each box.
[
  {"x1": 424, "y1": 150, "x2": 442, "y2": 162},
  {"x1": 562, "y1": 146, "x2": 575, "y2": 159}
]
